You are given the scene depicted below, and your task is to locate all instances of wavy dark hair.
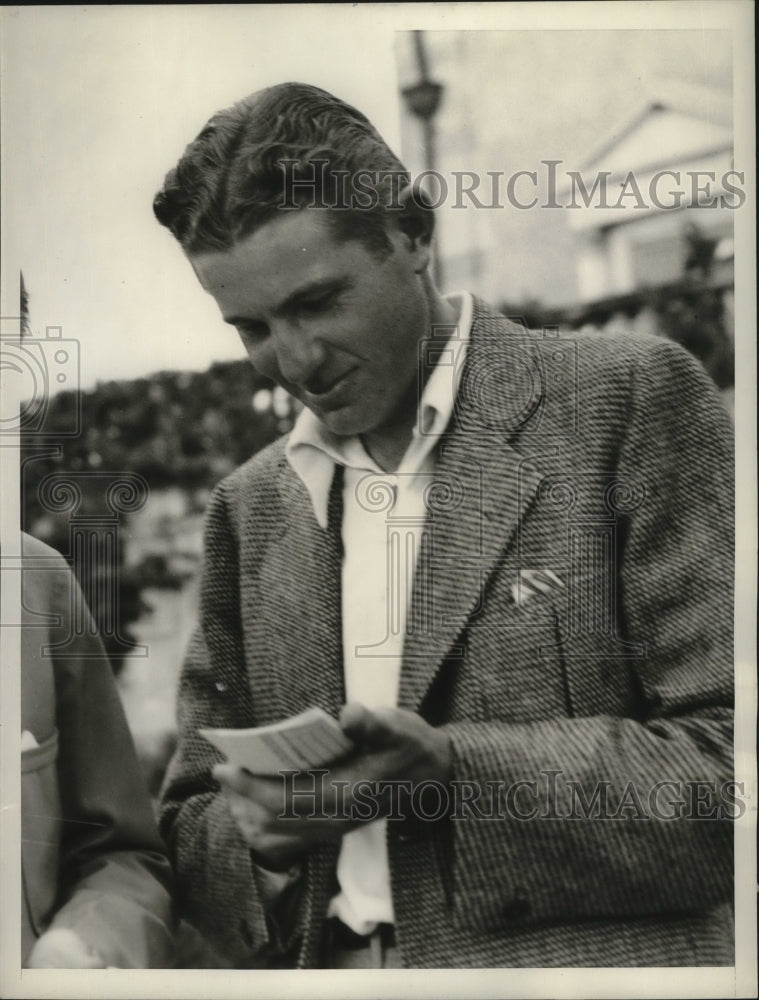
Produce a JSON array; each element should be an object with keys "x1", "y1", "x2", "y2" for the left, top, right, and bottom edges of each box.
[{"x1": 153, "y1": 82, "x2": 411, "y2": 257}]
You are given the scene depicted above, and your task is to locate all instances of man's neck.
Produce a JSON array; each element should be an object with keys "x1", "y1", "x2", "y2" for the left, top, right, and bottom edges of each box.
[
  {"x1": 361, "y1": 287, "x2": 460, "y2": 472},
  {"x1": 361, "y1": 423, "x2": 414, "y2": 473}
]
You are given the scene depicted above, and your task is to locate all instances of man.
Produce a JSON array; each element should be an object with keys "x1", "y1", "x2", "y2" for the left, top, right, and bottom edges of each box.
[
  {"x1": 154, "y1": 82, "x2": 734, "y2": 968},
  {"x1": 19, "y1": 532, "x2": 175, "y2": 967}
]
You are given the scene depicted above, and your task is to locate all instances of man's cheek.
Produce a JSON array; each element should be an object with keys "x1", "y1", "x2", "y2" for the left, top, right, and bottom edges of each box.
[{"x1": 249, "y1": 345, "x2": 288, "y2": 389}]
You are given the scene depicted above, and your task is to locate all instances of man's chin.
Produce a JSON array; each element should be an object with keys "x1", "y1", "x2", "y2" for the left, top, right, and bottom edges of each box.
[
  {"x1": 308, "y1": 402, "x2": 385, "y2": 440},
  {"x1": 316, "y1": 410, "x2": 365, "y2": 438}
]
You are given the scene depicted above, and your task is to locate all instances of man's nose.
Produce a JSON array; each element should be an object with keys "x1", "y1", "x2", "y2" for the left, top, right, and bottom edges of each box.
[{"x1": 270, "y1": 320, "x2": 326, "y2": 387}]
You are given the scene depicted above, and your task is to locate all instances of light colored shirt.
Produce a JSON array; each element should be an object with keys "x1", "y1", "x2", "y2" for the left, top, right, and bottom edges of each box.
[{"x1": 286, "y1": 291, "x2": 473, "y2": 934}]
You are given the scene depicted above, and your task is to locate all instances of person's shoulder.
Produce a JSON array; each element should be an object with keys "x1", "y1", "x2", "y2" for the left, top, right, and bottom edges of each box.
[
  {"x1": 479, "y1": 296, "x2": 694, "y2": 363},
  {"x1": 223, "y1": 435, "x2": 289, "y2": 491},
  {"x1": 18, "y1": 533, "x2": 74, "y2": 620},
  {"x1": 483, "y1": 298, "x2": 709, "y2": 392},
  {"x1": 569, "y1": 323, "x2": 695, "y2": 368},
  {"x1": 20, "y1": 532, "x2": 69, "y2": 567},
  {"x1": 474, "y1": 298, "x2": 726, "y2": 440},
  {"x1": 207, "y1": 435, "x2": 289, "y2": 523},
  {"x1": 567, "y1": 325, "x2": 724, "y2": 411}
]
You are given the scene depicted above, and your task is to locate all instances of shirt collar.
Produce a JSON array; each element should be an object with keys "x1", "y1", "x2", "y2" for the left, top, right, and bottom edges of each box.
[
  {"x1": 286, "y1": 291, "x2": 474, "y2": 529},
  {"x1": 413, "y1": 290, "x2": 473, "y2": 442}
]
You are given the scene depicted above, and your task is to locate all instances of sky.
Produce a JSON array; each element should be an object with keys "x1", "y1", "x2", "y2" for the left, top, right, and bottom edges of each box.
[
  {"x1": 0, "y1": 3, "x2": 752, "y2": 393},
  {"x1": 1, "y1": 5, "x2": 405, "y2": 392}
]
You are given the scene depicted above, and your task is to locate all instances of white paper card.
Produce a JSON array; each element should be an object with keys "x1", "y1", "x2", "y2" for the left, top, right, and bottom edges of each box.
[{"x1": 200, "y1": 707, "x2": 354, "y2": 775}]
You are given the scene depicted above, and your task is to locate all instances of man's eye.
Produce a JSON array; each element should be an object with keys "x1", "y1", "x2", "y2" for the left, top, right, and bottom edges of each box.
[
  {"x1": 298, "y1": 292, "x2": 338, "y2": 315},
  {"x1": 238, "y1": 324, "x2": 269, "y2": 342}
]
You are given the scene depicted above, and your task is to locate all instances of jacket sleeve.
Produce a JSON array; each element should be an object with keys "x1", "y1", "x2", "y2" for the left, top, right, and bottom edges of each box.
[
  {"x1": 442, "y1": 339, "x2": 735, "y2": 931},
  {"x1": 158, "y1": 482, "x2": 307, "y2": 967},
  {"x1": 43, "y1": 555, "x2": 175, "y2": 967}
]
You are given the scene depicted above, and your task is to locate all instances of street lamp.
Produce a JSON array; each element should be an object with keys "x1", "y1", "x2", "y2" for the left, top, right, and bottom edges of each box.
[{"x1": 402, "y1": 30, "x2": 445, "y2": 287}]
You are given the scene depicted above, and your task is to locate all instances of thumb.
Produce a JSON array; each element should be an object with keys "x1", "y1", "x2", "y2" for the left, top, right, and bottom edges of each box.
[{"x1": 340, "y1": 703, "x2": 396, "y2": 748}]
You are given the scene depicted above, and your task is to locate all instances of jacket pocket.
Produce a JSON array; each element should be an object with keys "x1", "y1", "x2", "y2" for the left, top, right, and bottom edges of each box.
[
  {"x1": 543, "y1": 568, "x2": 640, "y2": 718},
  {"x1": 21, "y1": 729, "x2": 62, "y2": 942},
  {"x1": 465, "y1": 587, "x2": 573, "y2": 723}
]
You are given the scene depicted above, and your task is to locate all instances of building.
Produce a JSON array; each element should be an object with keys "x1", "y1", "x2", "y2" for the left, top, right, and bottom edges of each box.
[
  {"x1": 564, "y1": 80, "x2": 735, "y2": 303},
  {"x1": 395, "y1": 32, "x2": 734, "y2": 316}
]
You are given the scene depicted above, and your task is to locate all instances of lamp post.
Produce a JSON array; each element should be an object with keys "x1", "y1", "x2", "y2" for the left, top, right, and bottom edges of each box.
[{"x1": 402, "y1": 30, "x2": 444, "y2": 287}]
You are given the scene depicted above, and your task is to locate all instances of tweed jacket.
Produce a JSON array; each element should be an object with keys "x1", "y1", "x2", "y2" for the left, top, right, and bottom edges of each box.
[
  {"x1": 160, "y1": 298, "x2": 734, "y2": 968},
  {"x1": 20, "y1": 533, "x2": 175, "y2": 967}
]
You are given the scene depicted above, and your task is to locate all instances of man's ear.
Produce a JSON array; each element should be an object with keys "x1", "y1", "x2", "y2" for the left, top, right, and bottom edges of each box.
[{"x1": 395, "y1": 182, "x2": 436, "y2": 271}]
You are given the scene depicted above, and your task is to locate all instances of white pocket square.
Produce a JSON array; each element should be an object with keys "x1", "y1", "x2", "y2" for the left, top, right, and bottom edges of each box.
[{"x1": 511, "y1": 569, "x2": 564, "y2": 608}]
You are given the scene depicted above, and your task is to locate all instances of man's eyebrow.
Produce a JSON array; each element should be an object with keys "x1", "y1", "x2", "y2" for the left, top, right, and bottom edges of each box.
[
  {"x1": 223, "y1": 277, "x2": 349, "y2": 327},
  {"x1": 278, "y1": 276, "x2": 349, "y2": 311}
]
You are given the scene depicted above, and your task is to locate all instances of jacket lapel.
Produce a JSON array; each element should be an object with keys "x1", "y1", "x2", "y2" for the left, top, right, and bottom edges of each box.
[
  {"x1": 257, "y1": 459, "x2": 345, "y2": 722},
  {"x1": 257, "y1": 301, "x2": 547, "y2": 718},
  {"x1": 398, "y1": 302, "x2": 545, "y2": 712}
]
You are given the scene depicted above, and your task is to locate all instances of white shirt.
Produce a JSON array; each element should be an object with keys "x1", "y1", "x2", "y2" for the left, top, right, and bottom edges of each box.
[{"x1": 286, "y1": 291, "x2": 473, "y2": 934}]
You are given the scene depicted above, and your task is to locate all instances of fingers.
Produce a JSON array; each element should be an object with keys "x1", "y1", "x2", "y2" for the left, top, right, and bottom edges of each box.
[
  {"x1": 220, "y1": 777, "x2": 345, "y2": 864},
  {"x1": 340, "y1": 703, "x2": 398, "y2": 747},
  {"x1": 339, "y1": 704, "x2": 452, "y2": 786},
  {"x1": 213, "y1": 763, "x2": 284, "y2": 809},
  {"x1": 213, "y1": 762, "x2": 257, "y2": 792},
  {"x1": 213, "y1": 707, "x2": 450, "y2": 849},
  {"x1": 219, "y1": 782, "x2": 299, "y2": 856}
]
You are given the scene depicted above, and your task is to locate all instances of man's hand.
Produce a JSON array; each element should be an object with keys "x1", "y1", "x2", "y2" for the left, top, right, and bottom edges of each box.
[
  {"x1": 26, "y1": 928, "x2": 108, "y2": 969},
  {"x1": 213, "y1": 703, "x2": 452, "y2": 869},
  {"x1": 338, "y1": 702, "x2": 452, "y2": 788}
]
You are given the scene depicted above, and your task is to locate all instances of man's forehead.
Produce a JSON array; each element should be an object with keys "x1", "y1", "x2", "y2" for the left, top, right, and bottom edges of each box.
[
  {"x1": 192, "y1": 211, "x2": 343, "y2": 278},
  {"x1": 189, "y1": 210, "x2": 356, "y2": 313}
]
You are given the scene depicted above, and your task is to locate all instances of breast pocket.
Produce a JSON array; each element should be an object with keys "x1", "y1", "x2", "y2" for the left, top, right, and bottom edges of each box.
[
  {"x1": 464, "y1": 581, "x2": 573, "y2": 724},
  {"x1": 545, "y1": 567, "x2": 641, "y2": 718},
  {"x1": 21, "y1": 729, "x2": 62, "y2": 953}
]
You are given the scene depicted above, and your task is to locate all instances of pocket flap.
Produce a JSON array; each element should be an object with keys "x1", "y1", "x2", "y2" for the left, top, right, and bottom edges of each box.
[{"x1": 22, "y1": 729, "x2": 62, "y2": 935}]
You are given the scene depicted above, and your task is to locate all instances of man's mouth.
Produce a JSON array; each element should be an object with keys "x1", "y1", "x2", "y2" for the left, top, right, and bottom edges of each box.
[{"x1": 303, "y1": 368, "x2": 358, "y2": 407}]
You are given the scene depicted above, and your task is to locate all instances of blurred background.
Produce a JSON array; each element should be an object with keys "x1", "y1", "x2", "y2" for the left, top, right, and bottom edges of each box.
[
  {"x1": 395, "y1": 28, "x2": 735, "y2": 397},
  {"x1": 3, "y1": 5, "x2": 742, "y2": 966}
]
